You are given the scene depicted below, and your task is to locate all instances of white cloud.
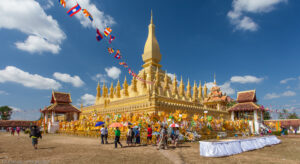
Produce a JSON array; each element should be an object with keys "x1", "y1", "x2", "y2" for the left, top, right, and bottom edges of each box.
[
  {"x1": 167, "y1": 73, "x2": 176, "y2": 81},
  {"x1": 0, "y1": 90, "x2": 9, "y2": 95},
  {"x1": 220, "y1": 82, "x2": 235, "y2": 95},
  {"x1": 92, "y1": 73, "x2": 109, "y2": 83},
  {"x1": 66, "y1": 0, "x2": 115, "y2": 31},
  {"x1": 53, "y1": 72, "x2": 84, "y2": 87},
  {"x1": 79, "y1": 94, "x2": 96, "y2": 106},
  {"x1": 280, "y1": 77, "x2": 296, "y2": 84},
  {"x1": 0, "y1": 66, "x2": 61, "y2": 90},
  {"x1": 105, "y1": 66, "x2": 121, "y2": 79},
  {"x1": 15, "y1": 35, "x2": 60, "y2": 54},
  {"x1": 42, "y1": 0, "x2": 54, "y2": 9},
  {"x1": 205, "y1": 81, "x2": 235, "y2": 95},
  {"x1": 11, "y1": 106, "x2": 23, "y2": 112},
  {"x1": 264, "y1": 90, "x2": 296, "y2": 99},
  {"x1": 282, "y1": 90, "x2": 296, "y2": 97},
  {"x1": 230, "y1": 75, "x2": 264, "y2": 84},
  {"x1": 0, "y1": 0, "x2": 66, "y2": 54},
  {"x1": 227, "y1": 0, "x2": 287, "y2": 31},
  {"x1": 264, "y1": 93, "x2": 280, "y2": 99},
  {"x1": 205, "y1": 82, "x2": 216, "y2": 90},
  {"x1": 9, "y1": 106, "x2": 40, "y2": 121}
]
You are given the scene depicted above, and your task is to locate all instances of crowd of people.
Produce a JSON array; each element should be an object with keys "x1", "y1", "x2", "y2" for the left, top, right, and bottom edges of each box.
[
  {"x1": 102, "y1": 124, "x2": 181, "y2": 149},
  {"x1": 6, "y1": 127, "x2": 21, "y2": 136}
]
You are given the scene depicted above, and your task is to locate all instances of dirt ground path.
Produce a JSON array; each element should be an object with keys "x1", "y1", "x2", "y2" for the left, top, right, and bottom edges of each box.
[{"x1": 1, "y1": 132, "x2": 300, "y2": 164}]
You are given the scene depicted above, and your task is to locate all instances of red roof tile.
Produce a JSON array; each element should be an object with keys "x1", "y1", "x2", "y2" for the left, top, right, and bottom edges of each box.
[
  {"x1": 237, "y1": 90, "x2": 256, "y2": 103},
  {"x1": 51, "y1": 92, "x2": 71, "y2": 104},
  {"x1": 42, "y1": 104, "x2": 80, "y2": 113},
  {"x1": 228, "y1": 102, "x2": 261, "y2": 112}
]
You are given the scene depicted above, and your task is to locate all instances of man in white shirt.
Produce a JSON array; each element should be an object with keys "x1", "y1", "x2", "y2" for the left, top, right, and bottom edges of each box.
[{"x1": 100, "y1": 125, "x2": 106, "y2": 144}]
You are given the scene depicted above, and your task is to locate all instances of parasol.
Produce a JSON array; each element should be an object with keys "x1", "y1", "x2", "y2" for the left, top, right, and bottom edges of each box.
[
  {"x1": 95, "y1": 121, "x2": 105, "y2": 127},
  {"x1": 109, "y1": 122, "x2": 123, "y2": 128},
  {"x1": 169, "y1": 123, "x2": 179, "y2": 128}
]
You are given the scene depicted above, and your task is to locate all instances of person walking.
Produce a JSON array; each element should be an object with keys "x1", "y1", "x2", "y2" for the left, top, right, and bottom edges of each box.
[
  {"x1": 147, "y1": 125, "x2": 152, "y2": 145},
  {"x1": 126, "y1": 127, "x2": 133, "y2": 146},
  {"x1": 104, "y1": 127, "x2": 108, "y2": 144},
  {"x1": 135, "y1": 128, "x2": 141, "y2": 146},
  {"x1": 174, "y1": 127, "x2": 180, "y2": 147},
  {"x1": 114, "y1": 127, "x2": 123, "y2": 148},
  {"x1": 16, "y1": 127, "x2": 21, "y2": 136},
  {"x1": 157, "y1": 125, "x2": 168, "y2": 150},
  {"x1": 11, "y1": 127, "x2": 15, "y2": 136},
  {"x1": 29, "y1": 125, "x2": 42, "y2": 149},
  {"x1": 100, "y1": 125, "x2": 106, "y2": 144}
]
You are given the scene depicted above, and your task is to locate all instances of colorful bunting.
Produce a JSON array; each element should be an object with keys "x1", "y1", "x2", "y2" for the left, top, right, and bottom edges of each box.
[
  {"x1": 58, "y1": 0, "x2": 66, "y2": 8},
  {"x1": 109, "y1": 35, "x2": 115, "y2": 44},
  {"x1": 58, "y1": 2, "x2": 153, "y2": 84},
  {"x1": 96, "y1": 28, "x2": 103, "y2": 41},
  {"x1": 82, "y1": 9, "x2": 93, "y2": 21},
  {"x1": 119, "y1": 62, "x2": 128, "y2": 68},
  {"x1": 104, "y1": 27, "x2": 112, "y2": 37},
  {"x1": 114, "y1": 50, "x2": 121, "y2": 59},
  {"x1": 108, "y1": 47, "x2": 115, "y2": 54},
  {"x1": 67, "y1": 4, "x2": 81, "y2": 17}
]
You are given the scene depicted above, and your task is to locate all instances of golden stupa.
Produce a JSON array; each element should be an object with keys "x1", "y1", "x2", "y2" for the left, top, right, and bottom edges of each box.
[{"x1": 81, "y1": 12, "x2": 231, "y2": 119}]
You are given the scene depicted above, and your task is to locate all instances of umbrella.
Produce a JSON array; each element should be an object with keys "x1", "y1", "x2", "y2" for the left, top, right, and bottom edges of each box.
[
  {"x1": 95, "y1": 121, "x2": 105, "y2": 127},
  {"x1": 169, "y1": 123, "x2": 179, "y2": 128},
  {"x1": 109, "y1": 122, "x2": 123, "y2": 128},
  {"x1": 123, "y1": 122, "x2": 133, "y2": 126}
]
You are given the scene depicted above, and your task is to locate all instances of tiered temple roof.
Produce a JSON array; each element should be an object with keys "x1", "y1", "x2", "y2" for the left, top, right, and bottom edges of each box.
[
  {"x1": 203, "y1": 86, "x2": 231, "y2": 103},
  {"x1": 41, "y1": 91, "x2": 80, "y2": 113},
  {"x1": 228, "y1": 90, "x2": 261, "y2": 112},
  {"x1": 83, "y1": 12, "x2": 231, "y2": 118}
]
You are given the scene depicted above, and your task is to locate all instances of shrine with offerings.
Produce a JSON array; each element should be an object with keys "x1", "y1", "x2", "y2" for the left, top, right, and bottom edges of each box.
[{"x1": 53, "y1": 13, "x2": 257, "y2": 142}]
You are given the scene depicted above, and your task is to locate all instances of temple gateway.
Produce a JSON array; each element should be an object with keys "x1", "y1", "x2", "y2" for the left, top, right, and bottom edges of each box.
[{"x1": 81, "y1": 13, "x2": 232, "y2": 120}]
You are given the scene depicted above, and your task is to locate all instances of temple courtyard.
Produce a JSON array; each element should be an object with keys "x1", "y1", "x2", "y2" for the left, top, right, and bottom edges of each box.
[{"x1": 0, "y1": 133, "x2": 299, "y2": 164}]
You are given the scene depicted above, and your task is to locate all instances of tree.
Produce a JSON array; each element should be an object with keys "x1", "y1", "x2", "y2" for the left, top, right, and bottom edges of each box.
[
  {"x1": 263, "y1": 111, "x2": 271, "y2": 120},
  {"x1": 288, "y1": 112, "x2": 299, "y2": 119},
  {"x1": 226, "y1": 101, "x2": 237, "y2": 108},
  {"x1": 0, "y1": 106, "x2": 13, "y2": 120},
  {"x1": 279, "y1": 109, "x2": 289, "y2": 119}
]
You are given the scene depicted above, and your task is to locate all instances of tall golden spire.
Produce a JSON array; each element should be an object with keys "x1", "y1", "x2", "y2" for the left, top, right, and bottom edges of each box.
[
  {"x1": 142, "y1": 11, "x2": 162, "y2": 69},
  {"x1": 193, "y1": 81, "x2": 198, "y2": 101},
  {"x1": 96, "y1": 82, "x2": 101, "y2": 98},
  {"x1": 198, "y1": 81, "x2": 202, "y2": 100},
  {"x1": 116, "y1": 80, "x2": 121, "y2": 98},
  {"x1": 172, "y1": 75, "x2": 178, "y2": 95},
  {"x1": 123, "y1": 76, "x2": 129, "y2": 97},
  {"x1": 204, "y1": 81, "x2": 207, "y2": 98},
  {"x1": 131, "y1": 77, "x2": 137, "y2": 92},
  {"x1": 163, "y1": 72, "x2": 169, "y2": 90},
  {"x1": 186, "y1": 79, "x2": 191, "y2": 98},
  {"x1": 109, "y1": 82, "x2": 114, "y2": 99},
  {"x1": 102, "y1": 82, "x2": 107, "y2": 98},
  {"x1": 179, "y1": 76, "x2": 185, "y2": 97}
]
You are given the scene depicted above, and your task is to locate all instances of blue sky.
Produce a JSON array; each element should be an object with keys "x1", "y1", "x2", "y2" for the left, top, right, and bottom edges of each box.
[{"x1": 0, "y1": 0, "x2": 299, "y2": 120}]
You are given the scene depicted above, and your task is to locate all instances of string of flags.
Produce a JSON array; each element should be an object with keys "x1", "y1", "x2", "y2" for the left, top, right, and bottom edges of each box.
[
  {"x1": 261, "y1": 105, "x2": 296, "y2": 115},
  {"x1": 58, "y1": 0, "x2": 154, "y2": 84}
]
